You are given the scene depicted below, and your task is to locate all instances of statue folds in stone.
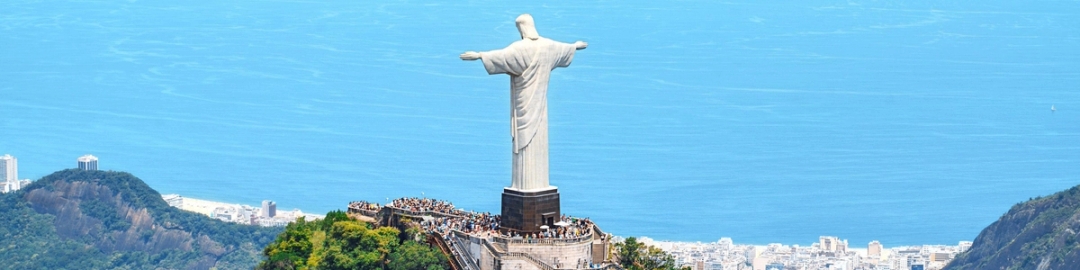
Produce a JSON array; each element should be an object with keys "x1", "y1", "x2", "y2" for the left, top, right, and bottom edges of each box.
[
  {"x1": 462, "y1": 14, "x2": 586, "y2": 233},
  {"x1": 460, "y1": 14, "x2": 587, "y2": 192}
]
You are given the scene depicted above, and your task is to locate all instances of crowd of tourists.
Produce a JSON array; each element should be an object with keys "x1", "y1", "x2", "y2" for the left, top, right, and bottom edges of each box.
[
  {"x1": 348, "y1": 201, "x2": 380, "y2": 211},
  {"x1": 542, "y1": 216, "x2": 595, "y2": 240},
  {"x1": 502, "y1": 215, "x2": 595, "y2": 241},
  {"x1": 388, "y1": 197, "x2": 467, "y2": 216},
  {"x1": 348, "y1": 197, "x2": 604, "y2": 269},
  {"x1": 422, "y1": 214, "x2": 595, "y2": 242},
  {"x1": 422, "y1": 211, "x2": 501, "y2": 236},
  {"x1": 350, "y1": 197, "x2": 595, "y2": 241}
]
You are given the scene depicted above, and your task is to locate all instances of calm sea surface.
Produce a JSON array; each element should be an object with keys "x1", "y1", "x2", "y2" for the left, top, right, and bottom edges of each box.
[{"x1": 2, "y1": 0, "x2": 1078, "y2": 246}]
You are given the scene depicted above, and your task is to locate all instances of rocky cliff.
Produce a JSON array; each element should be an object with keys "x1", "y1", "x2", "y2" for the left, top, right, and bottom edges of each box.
[{"x1": 946, "y1": 185, "x2": 1080, "y2": 270}]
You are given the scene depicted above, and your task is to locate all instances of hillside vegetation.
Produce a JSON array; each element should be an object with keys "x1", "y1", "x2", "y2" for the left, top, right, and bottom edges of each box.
[
  {"x1": 946, "y1": 185, "x2": 1080, "y2": 270},
  {"x1": 0, "y1": 169, "x2": 281, "y2": 269},
  {"x1": 614, "y1": 237, "x2": 690, "y2": 270},
  {"x1": 258, "y1": 210, "x2": 447, "y2": 270}
]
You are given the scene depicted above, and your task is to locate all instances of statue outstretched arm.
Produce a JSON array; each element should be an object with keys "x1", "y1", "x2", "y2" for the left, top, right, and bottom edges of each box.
[
  {"x1": 574, "y1": 41, "x2": 587, "y2": 50},
  {"x1": 460, "y1": 51, "x2": 481, "y2": 61}
]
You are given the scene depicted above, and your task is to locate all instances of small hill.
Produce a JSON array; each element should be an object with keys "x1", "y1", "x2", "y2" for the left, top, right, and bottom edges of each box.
[
  {"x1": 0, "y1": 169, "x2": 282, "y2": 270},
  {"x1": 946, "y1": 185, "x2": 1080, "y2": 270}
]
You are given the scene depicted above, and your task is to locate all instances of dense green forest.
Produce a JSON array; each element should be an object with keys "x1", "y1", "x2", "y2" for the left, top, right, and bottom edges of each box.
[
  {"x1": 0, "y1": 169, "x2": 281, "y2": 269},
  {"x1": 258, "y1": 210, "x2": 448, "y2": 270}
]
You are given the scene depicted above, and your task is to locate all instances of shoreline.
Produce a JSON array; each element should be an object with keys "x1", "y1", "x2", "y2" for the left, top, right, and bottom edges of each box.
[
  {"x1": 165, "y1": 193, "x2": 971, "y2": 248},
  {"x1": 171, "y1": 194, "x2": 973, "y2": 268},
  {"x1": 161, "y1": 194, "x2": 324, "y2": 226}
]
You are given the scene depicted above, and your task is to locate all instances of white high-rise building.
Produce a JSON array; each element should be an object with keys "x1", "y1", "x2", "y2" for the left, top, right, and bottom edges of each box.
[
  {"x1": 2, "y1": 154, "x2": 19, "y2": 193},
  {"x1": 78, "y1": 154, "x2": 98, "y2": 171},
  {"x1": 261, "y1": 200, "x2": 277, "y2": 218},
  {"x1": 1, "y1": 154, "x2": 16, "y2": 182}
]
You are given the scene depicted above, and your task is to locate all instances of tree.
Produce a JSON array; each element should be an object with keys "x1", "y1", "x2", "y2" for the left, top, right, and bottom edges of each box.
[
  {"x1": 615, "y1": 237, "x2": 689, "y2": 270},
  {"x1": 617, "y1": 237, "x2": 644, "y2": 268},
  {"x1": 388, "y1": 241, "x2": 448, "y2": 270},
  {"x1": 258, "y1": 210, "x2": 448, "y2": 270}
]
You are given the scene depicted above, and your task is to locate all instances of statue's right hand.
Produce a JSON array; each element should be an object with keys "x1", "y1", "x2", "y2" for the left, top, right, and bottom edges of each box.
[
  {"x1": 460, "y1": 51, "x2": 481, "y2": 61},
  {"x1": 574, "y1": 41, "x2": 588, "y2": 50}
]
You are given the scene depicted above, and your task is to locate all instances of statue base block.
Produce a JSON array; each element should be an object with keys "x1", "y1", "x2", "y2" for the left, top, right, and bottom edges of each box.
[{"x1": 501, "y1": 187, "x2": 560, "y2": 234}]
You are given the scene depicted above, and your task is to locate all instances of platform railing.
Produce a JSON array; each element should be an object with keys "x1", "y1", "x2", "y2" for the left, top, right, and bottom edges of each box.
[{"x1": 491, "y1": 233, "x2": 595, "y2": 245}]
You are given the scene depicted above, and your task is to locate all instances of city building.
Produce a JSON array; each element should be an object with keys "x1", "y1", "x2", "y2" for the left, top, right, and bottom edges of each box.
[
  {"x1": 819, "y1": 236, "x2": 848, "y2": 253},
  {"x1": 163, "y1": 194, "x2": 183, "y2": 208},
  {"x1": 2, "y1": 154, "x2": 24, "y2": 193},
  {"x1": 261, "y1": 200, "x2": 276, "y2": 218},
  {"x1": 2, "y1": 180, "x2": 14, "y2": 193},
  {"x1": 161, "y1": 194, "x2": 321, "y2": 227},
  {"x1": 78, "y1": 154, "x2": 98, "y2": 171},
  {"x1": 958, "y1": 241, "x2": 973, "y2": 253},
  {"x1": 930, "y1": 252, "x2": 952, "y2": 266},
  {"x1": 765, "y1": 263, "x2": 785, "y2": 270},
  {"x1": 653, "y1": 237, "x2": 968, "y2": 270},
  {"x1": 1, "y1": 154, "x2": 16, "y2": 183},
  {"x1": 869, "y1": 240, "x2": 883, "y2": 257}
]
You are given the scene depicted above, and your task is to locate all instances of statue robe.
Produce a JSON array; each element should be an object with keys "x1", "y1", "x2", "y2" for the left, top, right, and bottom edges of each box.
[{"x1": 480, "y1": 37, "x2": 576, "y2": 191}]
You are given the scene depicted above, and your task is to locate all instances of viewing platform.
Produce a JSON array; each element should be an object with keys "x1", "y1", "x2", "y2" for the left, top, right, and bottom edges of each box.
[{"x1": 348, "y1": 198, "x2": 618, "y2": 270}]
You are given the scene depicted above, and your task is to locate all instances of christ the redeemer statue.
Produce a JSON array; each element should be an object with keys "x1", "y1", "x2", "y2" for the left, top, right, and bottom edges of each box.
[
  {"x1": 461, "y1": 14, "x2": 586, "y2": 233},
  {"x1": 460, "y1": 14, "x2": 587, "y2": 192}
]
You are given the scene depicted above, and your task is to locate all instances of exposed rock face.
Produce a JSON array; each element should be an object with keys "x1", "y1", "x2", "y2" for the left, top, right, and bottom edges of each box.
[
  {"x1": 946, "y1": 186, "x2": 1080, "y2": 270},
  {"x1": 26, "y1": 180, "x2": 198, "y2": 253}
]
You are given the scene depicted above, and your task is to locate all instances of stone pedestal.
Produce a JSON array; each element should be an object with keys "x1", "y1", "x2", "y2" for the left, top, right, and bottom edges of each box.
[{"x1": 501, "y1": 187, "x2": 560, "y2": 234}]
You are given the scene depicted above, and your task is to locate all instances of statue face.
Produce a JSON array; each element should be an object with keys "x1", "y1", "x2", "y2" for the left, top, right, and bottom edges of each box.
[{"x1": 515, "y1": 14, "x2": 540, "y2": 40}]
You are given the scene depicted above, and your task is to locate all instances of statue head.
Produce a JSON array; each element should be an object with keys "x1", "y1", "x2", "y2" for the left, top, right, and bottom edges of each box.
[{"x1": 516, "y1": 14, "x2": 541, "y2": 40}]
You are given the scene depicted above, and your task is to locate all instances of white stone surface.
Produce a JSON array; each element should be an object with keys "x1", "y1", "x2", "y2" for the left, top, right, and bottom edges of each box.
[
  {"x1": 507, "y1": 241, "x2": 594, "y2": 269},
  {"x1": 461, "y1": 14, "x2": 587, "y2": 191},
  {"x1": 455, "y1": 232, "x2": 597, "y2": 270}
]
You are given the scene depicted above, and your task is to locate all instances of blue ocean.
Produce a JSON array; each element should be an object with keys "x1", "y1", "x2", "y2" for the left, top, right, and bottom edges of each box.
[{"x1": 2, "y1": 0, "x2": 1077, "y2": 246}]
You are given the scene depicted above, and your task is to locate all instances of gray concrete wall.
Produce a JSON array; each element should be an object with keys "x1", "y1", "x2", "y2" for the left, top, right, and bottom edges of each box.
[{"x1": 499, "y1": 259, "x2": 541, "y2": 270}]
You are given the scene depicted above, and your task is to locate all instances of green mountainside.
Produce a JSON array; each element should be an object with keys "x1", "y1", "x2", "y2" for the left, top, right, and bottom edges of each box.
[
  {"x1": 946, "y1": 185, "x2": 1080, "y2": 270},
  {"x1": 257, "y1": 210, "x2": 448, "y2": 270},
  {"x1": 0, "y1": 169, "x2": 282, "y2": 270}
]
